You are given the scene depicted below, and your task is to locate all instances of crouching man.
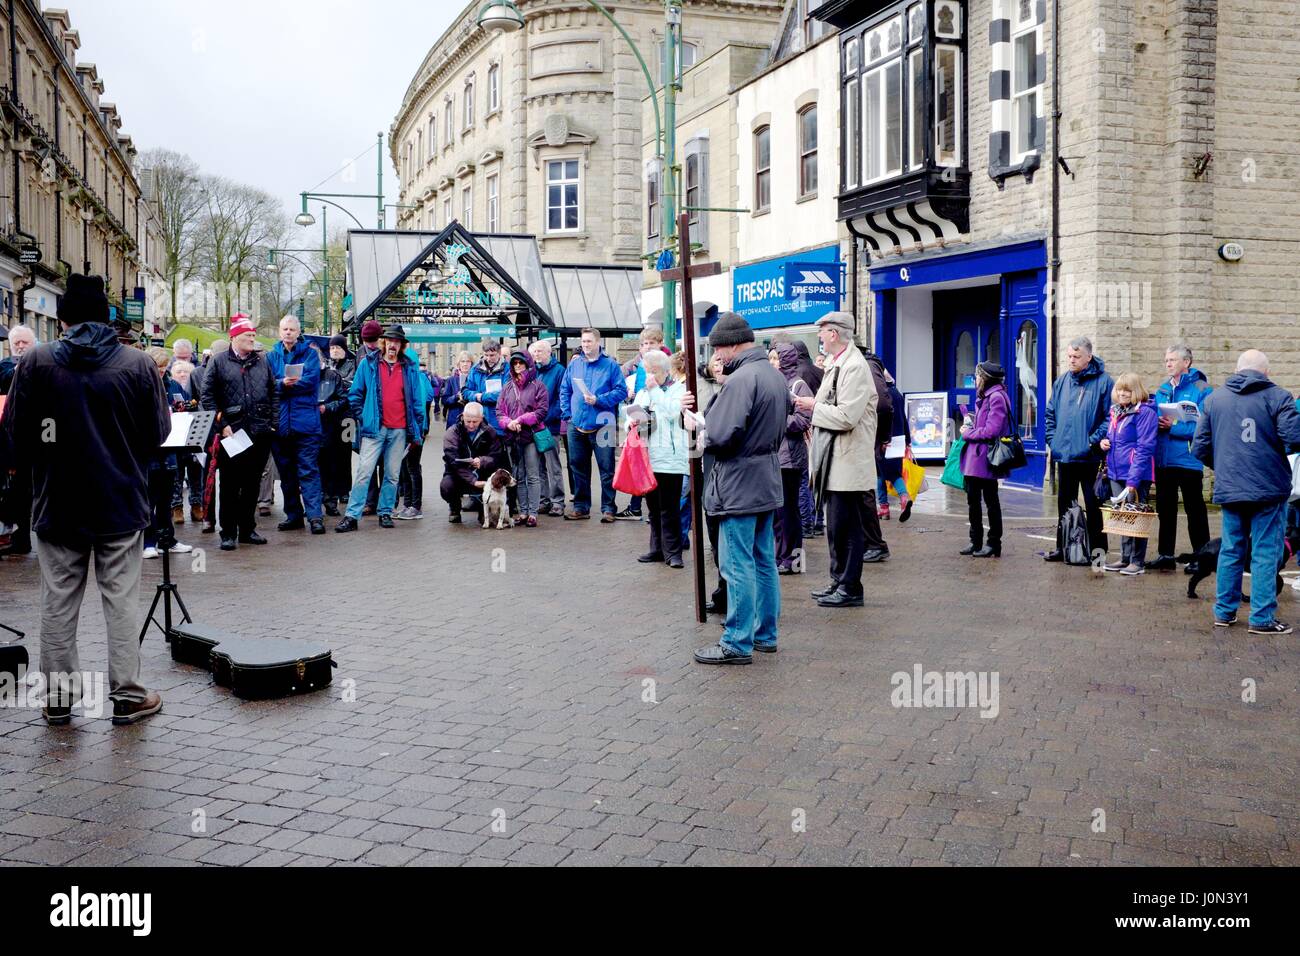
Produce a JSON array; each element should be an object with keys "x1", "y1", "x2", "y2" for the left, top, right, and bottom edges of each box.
[{"x1": 440, "y1": 402, "x2": 502, "y2": 523}]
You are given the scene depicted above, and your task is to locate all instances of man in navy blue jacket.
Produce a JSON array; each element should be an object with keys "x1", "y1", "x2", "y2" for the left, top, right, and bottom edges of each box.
[
  {"x1": 266, "y1": 316, "x2": 326, "y2": 535},
  {"x1": 1192, "y1": 350, "x2": 1300, "y2": 634},
  {"x1": 1043, "y1": 336, "x2": 1114, "y2": 561},
  {"x1": 559, "y1": 328, "x2": 627, "y2": 521}
]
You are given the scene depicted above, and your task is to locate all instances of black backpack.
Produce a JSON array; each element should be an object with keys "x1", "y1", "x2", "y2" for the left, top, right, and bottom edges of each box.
[
  {"x1": 1058, "y1": 503, "x2": 1091, "y2": 566},
  {"x1": 860, "y1": 350, "x2": 894, "y2": 444}
]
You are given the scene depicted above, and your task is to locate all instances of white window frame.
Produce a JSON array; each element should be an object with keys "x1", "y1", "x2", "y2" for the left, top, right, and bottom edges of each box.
[
  {"x1": 797, "y1": 104, "x2": 818, "y2": 199},
  {"x1": 463, "y1": 78, "x2": 475, "y2": 131},
  {"x1": 445, "y1": 97, "x2": 454, "y2": 146},
  {"x1": 934, "y1": 44, "x2": 962, "y2": 166},
  {"x1": 428, "y1": 114, "x2": 436, "y2": 159},
  {"x1": 753, "y1": 126, "x2": 771, "y2": 214},
  {"x1": 861, "y1": 59, "x2": 903, "y2": 185},
  {"x1": 646, "y1": 165, "x2": 660, "y2": 239},
  {"x1": 544, "y1": 157, "x2": 582, "y2": 234},
  {"x1": 443, "y1": 195, "x2": 453, "y2": 225},
  {"x1": 1010, "y1": 17, "x2": 1043, "y2": 163},
  {"x1": 907, "y1": 47, "x2": 925, "y2": 170},
  {"x1": 844, "y1": 77, "x2": 860, "y2": 188},
  {"x1": 488, "y1": 64, "x2": 500, "y2": 114},
  {"x1": 462, "y1": 183, "x2": 472, "y2": 230},
  {"x1": 486, "y1": 173, "x2": 499, "y2": 232}
]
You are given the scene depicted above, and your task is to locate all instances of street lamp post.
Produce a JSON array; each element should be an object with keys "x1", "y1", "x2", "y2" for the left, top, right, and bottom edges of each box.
[{"x1": 477, "y1": 0, "x2": 684, "y2": 350}]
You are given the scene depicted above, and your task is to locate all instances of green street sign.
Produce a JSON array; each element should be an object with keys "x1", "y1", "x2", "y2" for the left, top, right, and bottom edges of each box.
[{"x1": 125, "y1": 301, "x2": 145, "y2": 321}]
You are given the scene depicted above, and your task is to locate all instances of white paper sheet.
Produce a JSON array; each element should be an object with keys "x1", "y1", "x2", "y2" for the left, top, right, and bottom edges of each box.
[
  {"x1": 220, "y1": 428, "x2": 253, "y2": 457},
  {"x1": 884, "y1": 434, "x2": 907, "y2": 459},
  {"x1": 683, "y1": 408, "x2": 706, "y2": 431},
  {"x1": 284, "y1": 364, "x2": 304, "y2": 379},
  {"x1": 1158, "y1": 401, "x2": 1199, "y2": 424},
  {"x1": 162, "y1": 412, "x2": 194, "y2": 449}
]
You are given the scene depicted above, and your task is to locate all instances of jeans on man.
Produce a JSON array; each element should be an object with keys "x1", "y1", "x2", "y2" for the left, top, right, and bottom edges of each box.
[
  {"x1": 171, "y1": 453, "x2": 204, "y2": 508},
  {"x1": 35, "y1": 531, "x2": 148, "y2": 706},
  {"x1": 567, "y1": 424, "x2": 616, "y2": 515},
  {"x1": 272, "y1": 431, "x2": 324, "y2": 522},
  {"x1": 346, "y1": 427, "x2": 407, "y2": 519},
  {"x1": 1155, "y1": 466, "x2": 1210, "y2": 557},
  {"x1": 719, "y1": 510, "x2": 780, "y2": 655},
  {"x1": 1216, "y1": 501, "x2": 1285, "y2": 627}
]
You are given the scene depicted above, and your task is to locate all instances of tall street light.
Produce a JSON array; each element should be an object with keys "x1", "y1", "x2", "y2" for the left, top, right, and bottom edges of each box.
[
  {"x1": 294, "y1": 132, "x2": 387, "y2": 229},
  {"x1": 476, "y1": 0, "x2": 683, "y2": 350}
]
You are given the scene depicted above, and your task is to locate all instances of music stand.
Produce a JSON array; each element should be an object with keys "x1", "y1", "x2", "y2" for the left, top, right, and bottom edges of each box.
[{"x1": 139, "y1": 410, "x2": 216, "y2": 646}]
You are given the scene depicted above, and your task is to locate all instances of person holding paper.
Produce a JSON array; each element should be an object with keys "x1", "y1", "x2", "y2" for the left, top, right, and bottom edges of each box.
[
  {"x1": 266, "y1": 315, "x2": 326, "y2": 536},
  {"x1": 559, "y1": 328, "x2": 628, "y2": 522},
  {"x1": 200, "y1": 314, "x2": 278, "y2": 551},
  {"x1": 2, "y1": 273, "x2": 169, "y2": 725},
  {"x1": 462, "y1": 339, "x2": 508, "y2": 435},
  {"x1": 959, "y1": 363, "x2": 1011, "y2": 558},
  {"x1": 1148, "y1": 344, "x2": 1212, "y2": 571},
  {"x1": 439, "y1": 402, "x2": 502, "y2": 522}
]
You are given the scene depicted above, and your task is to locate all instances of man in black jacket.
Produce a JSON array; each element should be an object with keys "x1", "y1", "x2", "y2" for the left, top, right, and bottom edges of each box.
[
  {"x1": 694, "y1": 313, "x2": 789, "y2": 665},
  {"x1": 440, "y1": 402, "x2": 502, "y2": 522},
  {"x1": 2, "y1": 274, "x2": 169, "y2": 726},
  {"x1": 200, "y1": 314, "x2": 278, "y2": 550}
]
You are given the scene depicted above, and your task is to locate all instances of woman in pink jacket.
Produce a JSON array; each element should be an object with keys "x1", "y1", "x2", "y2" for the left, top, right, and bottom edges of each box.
[{"x1": 497, "y1": 348, "x2": 550, "y2": 526}]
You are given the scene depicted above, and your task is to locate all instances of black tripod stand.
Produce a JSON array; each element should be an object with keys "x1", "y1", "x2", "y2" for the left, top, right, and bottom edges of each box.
[{"x1": 139, "y1": 542, "x2": 192, "y2": 645}]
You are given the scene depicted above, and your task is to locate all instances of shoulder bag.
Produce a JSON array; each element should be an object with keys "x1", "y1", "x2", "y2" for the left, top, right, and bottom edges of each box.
[{"x1": 986, "y1": 391, "x2": 1027, "y2": 475}]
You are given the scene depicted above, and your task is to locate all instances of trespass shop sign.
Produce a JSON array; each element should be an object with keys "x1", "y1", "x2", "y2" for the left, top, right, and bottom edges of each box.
[{"x1": 731, "y1": 244, "x2": 842, "y2": 330}]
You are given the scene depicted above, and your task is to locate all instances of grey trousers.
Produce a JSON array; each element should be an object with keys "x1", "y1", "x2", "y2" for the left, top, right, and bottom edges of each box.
[
  {"x1": 258, "y1": 456, "x2": 279, "y2": 506},
  {"x1": 538, "y1": 441, "x2": 566, "y2": 508},
  {"x1": 35, "y1": 531, "x2": 148, "y2": 705}
]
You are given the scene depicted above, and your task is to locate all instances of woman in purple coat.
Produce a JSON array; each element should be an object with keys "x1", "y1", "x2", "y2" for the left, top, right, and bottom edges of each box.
[
  {"x1": 1099, "y1": 372, "x2": 1158, "y2": 574},
  {"x1": 959, "y1": 362, "x2": 1011, "y2": 557},
  {"x1": 497, "y1": 347, "x2": 550, "y2": 526}
]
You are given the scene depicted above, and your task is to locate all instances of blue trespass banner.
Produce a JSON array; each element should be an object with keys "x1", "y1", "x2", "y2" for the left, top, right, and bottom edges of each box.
[{"x1": 728, "y1": 243, "x2": 842, "y2": 331}]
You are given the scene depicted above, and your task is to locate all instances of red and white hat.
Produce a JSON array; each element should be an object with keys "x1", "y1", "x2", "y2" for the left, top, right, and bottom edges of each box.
[{"x1": 229, "y1": 314, "x2": 256, "y2": 339}]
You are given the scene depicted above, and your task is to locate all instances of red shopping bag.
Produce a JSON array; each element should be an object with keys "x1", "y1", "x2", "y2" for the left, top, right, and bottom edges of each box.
[{"x1": 613, "y1": 424, "x2": 658, "y2": 496}]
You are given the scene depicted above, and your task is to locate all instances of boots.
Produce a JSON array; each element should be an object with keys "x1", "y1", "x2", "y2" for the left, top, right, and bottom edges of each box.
[
  {"x1": 172, "y1": 505, "x2": 185, "y2": 524},
  {"x1": 190, "y1": 504, "x2": 205, "y2": 523}
]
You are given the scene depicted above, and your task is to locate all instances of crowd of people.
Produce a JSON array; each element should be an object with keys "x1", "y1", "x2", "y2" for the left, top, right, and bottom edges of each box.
[{"x1": 3, "y1": 273, "x2": 1300, "y2": 723}]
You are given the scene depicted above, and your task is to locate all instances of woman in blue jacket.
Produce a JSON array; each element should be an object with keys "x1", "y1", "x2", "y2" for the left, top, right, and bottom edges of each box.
[{"x1": 1100, "y1": 372, "x2": 1158, "y2": 575}]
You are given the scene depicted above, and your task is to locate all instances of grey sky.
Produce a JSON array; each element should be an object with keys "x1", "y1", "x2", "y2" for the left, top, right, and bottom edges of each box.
[{"x1": 63, "y1": 0, "x2": 457, "y2": 229}]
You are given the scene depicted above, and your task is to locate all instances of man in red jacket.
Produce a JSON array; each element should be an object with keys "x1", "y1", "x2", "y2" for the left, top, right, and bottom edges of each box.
[{"x1": 2, "y1": 275, "x2": 169, "y2": 726}]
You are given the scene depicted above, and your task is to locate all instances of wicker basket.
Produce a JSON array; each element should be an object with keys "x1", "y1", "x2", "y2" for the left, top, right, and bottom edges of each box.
[{"x1": 1101, "y1": 506, "x2": 1157, "y2": 540}]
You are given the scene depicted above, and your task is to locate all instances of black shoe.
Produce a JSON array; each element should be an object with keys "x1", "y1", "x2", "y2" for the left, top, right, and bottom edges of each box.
[
  {"x1": 817, "y1": 588, "x2": 864, "y2": 608},
  {"x1": 309, "y1": 518, "x2": 326, "y2": 535},
  {"x1": 219, "y1": 537, "x2": 237, "y2": 551},
  {"x1": 379, "y1": 514, "x2": 395, "y2": 529},
  {"x1": 693, "y1": 643, "x2": 752, "y2": 665},
  {"x1": 1145, "y1": 555, "x2": 1177, "y2": 571},
  {"x1": 704, "y1": 599, "x2": 727, "y2": 616},
  {"x1": 862, "y1": 549, "x2": 889, "y2": 563},
  {"x1": 277, "y1": 517, "x2": 305, "y2": 531},
  {"x1": 335, "y1": 517, "x2": 358, "y2": 533},
  {"x1": 324, "y1": 503, "x2": 340, "y2": 517},
  {"x1": 667, "y1": 555, "x2": 684, "y2": 569},
  {"x1": 42, "y1": 705, "x2": 72, "y2": 726},
  {"x1": 239, "y1": 531, "x2": 267, "y2": 545},
  {"x1": 1043, "y1": 550, "x2": 1064, "y2": 562},
  {"x1": 615, "y1": 508, "x2": 642, "y2": 521},
  {"x1": 752, "y1": 643, "x2": 778, "y2": 654},
  {"x1": 810, "y1": 582, "x2": 840, "y2": 600},
  {"x1": 1248, "y1": 620, "x2": 1293, "y2": 635},
  {"x1": 448, "y1": 513, "x2": 462, "y2": 524},
  {"x1": 959, "y1": 544, "x2": 978, "y2": 556},
  {"x1": 972, "y1": 546, "x2": 999, "y2": 558},
  {"x1": 637, "y1": 551, "x2": 666, "y2": 563}
]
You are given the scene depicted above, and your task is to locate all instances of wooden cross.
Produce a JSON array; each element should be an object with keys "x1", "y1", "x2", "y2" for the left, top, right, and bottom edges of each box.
[{"x1": 658, "y1": 260, "x2": 722, "y2": 283}]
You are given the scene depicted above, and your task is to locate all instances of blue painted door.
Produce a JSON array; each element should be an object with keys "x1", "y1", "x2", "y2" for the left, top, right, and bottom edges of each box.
[
  {"x1": 935, "y1": 287, "x2": 1000, "y2": 422},
  {"x1": 1002, "y1": 270, "x2": 1047, "y2": 489}
]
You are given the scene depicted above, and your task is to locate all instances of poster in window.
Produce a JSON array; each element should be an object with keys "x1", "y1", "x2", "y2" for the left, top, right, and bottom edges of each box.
[{"x1": 905, "y1": 391, "x2": 949, "y2": 459}]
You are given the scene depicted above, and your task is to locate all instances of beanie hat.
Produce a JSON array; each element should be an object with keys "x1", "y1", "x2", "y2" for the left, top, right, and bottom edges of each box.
[
  {"x1": 708, "y1": 312, "x2": 755, "y2": 348},
  {"x1": 361, "y1": 320, "x2": 383, "y2": 342},
  {"x1": 58, "y1": 274, "x2": 110, "y2": 326},
  {"x1": 229, "y1": 314, "x2": 257, "y2": 339},
  {"x1": 329, "y1": 334, "x2": 347, "y2": 349},
  {"x1": 977, "y1": 361, "x2": 1005, "y2": 383}
]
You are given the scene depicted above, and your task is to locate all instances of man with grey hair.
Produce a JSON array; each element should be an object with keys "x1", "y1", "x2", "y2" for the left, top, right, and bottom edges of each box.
[
  {"x1": 0, "y1": 324, "x2": 38, "y2": 554},
  {"x1": 1192, "y1": 350, "x2": 1300, "y2": 633},
  {"x1": 529, "y1": 338, "x2": 568, "y2": 515},
  {"x1": 266, "y1": 315, "x2": 326, "y2": 535},
  {"x1": 1043, "y1": 335, "x2": 1114, "y2": 561},
  {"x1": 169, "y1": 337, "x2": 194, "y2": 369},
  {"x1": 1148, "y1": 343, "x2": 1212, "y2": 570},
  {"x1": 0, "y1": 324, "x2": 37, "y2": 395}
]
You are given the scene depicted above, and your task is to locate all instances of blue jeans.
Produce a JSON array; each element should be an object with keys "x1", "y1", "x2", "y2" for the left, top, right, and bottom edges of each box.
[
  {"x1": 1216, "y1": 501, "x2": 1285, "y2": 626},
  {"x1": 719, "y1": 511, "x2": 780, "y2": 655},
  {"x1": 567, "y1": 425, "x2": 616, "y2": 515},
  {"x1": 273, "y1": 430, "x2": 324, "y2": 521},
  {"x1": 877, "y1": 476, "x2": 907, "y2": 502},
  {"x1": 346, "y1": 428, "x2": 407, "y2": 519}
]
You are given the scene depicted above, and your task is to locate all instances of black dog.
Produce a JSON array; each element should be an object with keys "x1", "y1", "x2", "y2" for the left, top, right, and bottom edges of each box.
[{"x1": 1186, "y1": 526, "x2": 1300, "y2": 599}]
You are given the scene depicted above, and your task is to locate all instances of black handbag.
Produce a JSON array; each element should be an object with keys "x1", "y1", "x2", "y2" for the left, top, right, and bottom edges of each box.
[{"x1": 986, "y1": 395, "x2": 1027, "y2": 475}]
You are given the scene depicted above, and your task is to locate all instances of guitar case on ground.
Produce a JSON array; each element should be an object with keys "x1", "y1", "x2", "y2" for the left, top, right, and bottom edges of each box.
[{"x1": 171, "y1": 623, "x2": 335, "y2": 700}]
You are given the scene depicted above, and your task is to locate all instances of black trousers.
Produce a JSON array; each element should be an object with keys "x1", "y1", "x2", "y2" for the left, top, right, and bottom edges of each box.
[
  {"x1": 399, "y1": 440, "x2": 425, "y2": 509},
  {"x1": 439, "y1": 474, "x2": 482, "y2": 515},
  {"x1": 862, "y1": 489, "x2": 887, "y2": 553},
  {"x1": 646, "y1": 471, "x2": 684, "y2": 560},
  {"x1": 826, "y1": 490, "x2": 868, "y2": 596},
  {"x1": 1155, "y1": 466, "x2": 1210, "y2": 557},
  {"x1": 1056, "y1": 461, "x2": 1107, "y2": 553},
  {"x1": 146, "y1": 466, "x2": 177, "y2": 550},
  {"x1": 319, "y1": 426, "x2": 353, "y2": 501},
  {"x1": 965, "y1": 476, "x2": 1003, "y2": 551},
  {"x1": 217, "y1": 435, "x2": 272, "y2": 539},
  {"x1": 774, "y1": 467, "x2": 804, "y2": 568}
]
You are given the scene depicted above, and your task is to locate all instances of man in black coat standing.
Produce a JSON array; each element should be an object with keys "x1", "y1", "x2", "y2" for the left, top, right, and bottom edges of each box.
[
  {"x1": 2, "y1": 274, "x2": 169, "y2": 725},
  {"x1": 693, "y1": 312, "x2": 790, "y2": 665},
  {"x1": 200, "y1": 314, "x2": 278, "y2": 551}
]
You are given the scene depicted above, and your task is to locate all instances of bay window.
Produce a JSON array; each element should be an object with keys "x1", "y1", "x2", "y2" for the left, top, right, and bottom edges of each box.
[{"x1": 1011, "y1": 0, "x2": 1043, "y2": 161}]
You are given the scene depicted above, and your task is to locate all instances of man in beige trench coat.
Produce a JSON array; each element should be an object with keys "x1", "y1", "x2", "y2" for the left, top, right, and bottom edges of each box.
[{"x1": 794, "y1": 312, "x2": 879, "y2": 608}]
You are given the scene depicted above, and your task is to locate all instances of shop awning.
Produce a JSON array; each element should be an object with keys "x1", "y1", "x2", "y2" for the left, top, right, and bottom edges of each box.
[{"x1": 543, "y1": 263, "x2": 644, "y2": 334}]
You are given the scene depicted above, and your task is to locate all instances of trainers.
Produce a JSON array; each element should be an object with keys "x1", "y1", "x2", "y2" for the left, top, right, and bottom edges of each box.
[
  {"x1": 564, "y1": 510, "x2": 590, "y2": 521},
  {"x1": 600, "y1": 513, "x2": 616, "y2": 524},
  {"x1": 1119, "y1": 563, "x2": 1145, "y2": 576},
  {"x1": 1103, "y1": 561, "x2": 1126, "y2": 572},
  {"x1": 1213, "y1": 615, "x2": 1237, "y2": 627},
  {"x1": 142, "y1": 546, "x2": 160, "y2": 560},
  {"x1": 168, "y1": 542, "x2": 194, "y2": 554},
  {"x1": 395, "y1": 506, "x2": 421, "y2": 520},
  {"x1": 614, "y1": 508, "x2": 642, "y2": 521},
  {"x1": 112, "y1": 691, "x2": 163, "y2": 726},
  {"x1": 1247, "y1": 620, "x2": 1293, "y2": 635}
]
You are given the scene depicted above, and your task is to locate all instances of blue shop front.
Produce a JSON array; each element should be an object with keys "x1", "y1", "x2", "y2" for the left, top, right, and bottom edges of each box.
[{"x1": 872, "y1": 239, "x2": 1048, "y2": 490}]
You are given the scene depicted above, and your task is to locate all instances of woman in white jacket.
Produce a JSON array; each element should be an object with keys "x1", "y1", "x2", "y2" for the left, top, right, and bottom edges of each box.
[{"x1": 629, "y1": 350, "x2": 694, "y2": 568}]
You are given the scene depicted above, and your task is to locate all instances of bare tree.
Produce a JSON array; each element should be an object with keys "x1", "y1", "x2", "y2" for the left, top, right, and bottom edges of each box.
[
  {"x1": 194, "y1": 177, "x2": 284, "y2": 329},
  {"x1": 138, "y1": 148, "x2": 204, "y2": 325}
]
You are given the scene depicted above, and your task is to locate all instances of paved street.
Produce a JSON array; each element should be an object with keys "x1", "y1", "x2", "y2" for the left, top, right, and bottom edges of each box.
[{"x1": 1, "y1": 461, "x2": 1297, "y2": 867}]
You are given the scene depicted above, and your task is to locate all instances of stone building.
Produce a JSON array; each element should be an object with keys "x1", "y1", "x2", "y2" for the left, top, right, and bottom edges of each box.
[
  {"x1": 390, "y1": 0, "x2": 784, "y2": 269},
  {"x1": 0, "y1": 2, "x2": 158, "y2": 344}
]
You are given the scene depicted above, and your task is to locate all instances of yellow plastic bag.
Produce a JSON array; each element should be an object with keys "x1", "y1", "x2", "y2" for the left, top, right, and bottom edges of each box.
[{"x1": 888, "y1": 458, "x2": 927, "y2": 499}]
